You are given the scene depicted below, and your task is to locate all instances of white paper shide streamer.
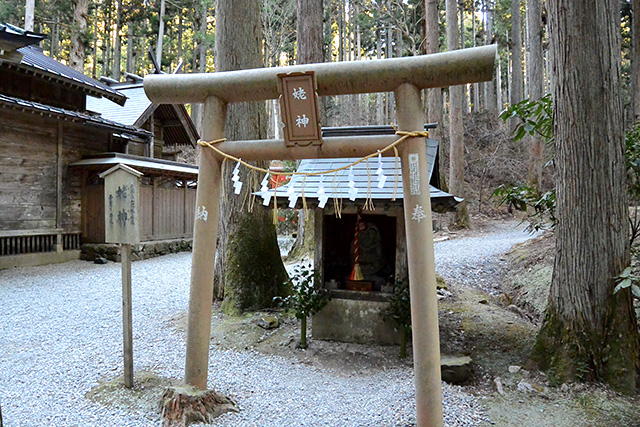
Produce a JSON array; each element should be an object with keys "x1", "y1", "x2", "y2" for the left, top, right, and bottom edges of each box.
[
  {"x1": 348, "y1": 166, "x2": 358, "y2": 201},
  {"x1": 376, "y1": 151, "x2": 387, "y2": 189},
  {"x1": 232, "y1": 159, "x2": 243, "y2": 195}
]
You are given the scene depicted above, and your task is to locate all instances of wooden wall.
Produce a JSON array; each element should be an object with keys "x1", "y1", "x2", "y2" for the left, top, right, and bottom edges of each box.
[
  {"x1": 0, "y1": 108, "x2": 112, "y2": 234},
  {"x1": 0, "y1": 109, "x2": 57, "y2": 230},
  {"x1": 84, "y1": 180, "x2": 196, "y2": 243}
]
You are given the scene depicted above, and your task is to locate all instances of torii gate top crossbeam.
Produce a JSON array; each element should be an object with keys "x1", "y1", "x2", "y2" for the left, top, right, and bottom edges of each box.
[{"x1": 144, "y1": 45, "x2": 497, "y2": 105}]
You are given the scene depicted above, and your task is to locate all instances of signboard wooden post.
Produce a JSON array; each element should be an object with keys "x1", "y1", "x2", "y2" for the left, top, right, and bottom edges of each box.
[
  {"x1": 99, "y1": 163, "x2": 143, "y2": 389},
  {"x1": 277, "y1": 71, "x2": 322, "y2": 147}
]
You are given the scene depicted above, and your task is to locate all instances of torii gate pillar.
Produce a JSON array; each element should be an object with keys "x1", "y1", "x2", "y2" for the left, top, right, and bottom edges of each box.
[
  {"x1": 396, "y1": 83, "x2": 443, "y2": 425},
  {"x1": 184, "y1": 96, "x2": 226, "y2": 389}
]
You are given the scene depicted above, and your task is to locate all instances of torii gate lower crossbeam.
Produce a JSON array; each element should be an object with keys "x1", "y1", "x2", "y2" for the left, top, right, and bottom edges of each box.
[{"x1": 144, "y1": 45, "x2": 497, "y2": 427}]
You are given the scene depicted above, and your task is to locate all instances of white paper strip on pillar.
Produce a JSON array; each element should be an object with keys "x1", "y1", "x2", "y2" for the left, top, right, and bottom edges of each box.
[
  {"x1": 234, "y1": 181, "x2": 243, "y2": 195},
  {"x1": 262, "y1": 192, "x2": 272, "y2": 206}
]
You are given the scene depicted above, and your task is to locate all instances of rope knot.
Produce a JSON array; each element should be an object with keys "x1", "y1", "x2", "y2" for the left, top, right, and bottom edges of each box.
[{"x1": 395, "y1": 130, "x2": 430, "y2": 138}]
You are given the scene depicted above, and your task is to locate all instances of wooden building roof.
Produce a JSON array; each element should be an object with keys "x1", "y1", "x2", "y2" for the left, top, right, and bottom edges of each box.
[
  {"x1": 86, "y1": 82, "x2": 198, "y2": 147},
  {"x1": 71, "y1": 152, "x2": 198, "y2": 179},
  {"x1": 0, "y1": 93, "x2": 151, "y2": 138}
]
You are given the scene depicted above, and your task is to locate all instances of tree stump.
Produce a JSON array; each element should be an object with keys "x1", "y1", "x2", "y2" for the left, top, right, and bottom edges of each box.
[{"x1": 161, "y1": 386, "x2": 237, "y2": 427}]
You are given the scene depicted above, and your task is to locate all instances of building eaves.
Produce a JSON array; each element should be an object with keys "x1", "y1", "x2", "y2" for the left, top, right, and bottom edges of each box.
[
  {"x1": 0, "y1": 94, "x2": 151, "y2": 138},
  {"x1": 0, "y1": 44, "x2": 127, "y2": 106}
]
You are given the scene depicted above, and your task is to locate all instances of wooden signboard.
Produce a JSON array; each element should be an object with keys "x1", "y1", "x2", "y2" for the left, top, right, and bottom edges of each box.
[
  {"x1": 99, "y1": 164, "x2": 143, "y2": 245},
  {"x1": 277, "y1": 71, "x2": 322, "y2": 147},
  {"x1": 98, "y1": 163, "x2": 143, "y2": 389}
]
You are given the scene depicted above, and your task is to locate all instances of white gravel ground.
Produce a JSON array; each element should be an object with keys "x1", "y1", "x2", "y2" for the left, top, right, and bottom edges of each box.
[
  {"x1": 1, "y1": 223, "x2": 529, "y2": 426},
  {"x1": 435, "y1": 223, "x2": 534, "y2": 295}
]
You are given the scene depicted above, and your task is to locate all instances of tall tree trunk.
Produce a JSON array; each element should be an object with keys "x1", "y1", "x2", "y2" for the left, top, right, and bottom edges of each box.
[
  {"x1": 69, "y1": 0, "x2": 89, "y2": 73},
  {"x1": 484, "y1": 6, "x2": 498, "y2": 114},
  {"x1": 156, "y1": 0, "x2": 166, "y2": 67},
  {"x1": 633, "y1": 0, "x2": 640, "y2": 122},
  {"x1": 424, "y1": 0, "x2": 443, "y2": 143},
  {"x1": 51, "y1": 15, "x2": 59, "y2": 58},
  {"x1": 191, "y1": 2, "x2": 209, "y2": 136},
  {"x1": 177, "y1": 13, "x2": 183, "y2": 63},
  {"x1": 213, "y1": 0, "x2": 288, "y2": 311},
  {"x1": 526, "y1": 0, "x2": 544, "y2": 190},
  {"x1": 297, "y1": 0, "x2": 323, "y2": 65},
  {"x1": 472, "y1": 6, "x2": 480, "y2": 112},
  {"x1": 460, "y1": 3, "x2": 470, "y2": 114},
  {"x1": 338, "y1": 0, "x2": 344, "y2": 61},
  {"x1": 126, "y1": 23, "x2": 133, "y2": 74},
  {"x1": 288, "y1": 0, "x2": 324, "y2": 261},
  {"x1": 534, "y1": 0, "x2": 640, "y2": 394},
  {"x1": 112, "y1": 0, "x2": 122, "y2": 80},
  {"x1": 376, "y1": 27, "x2": 384, "y2": 124},
  {"x1": 24, "y1": 0, "x2": 35, "y2": 31},
  {"x1": 104, "y1": 5, "x2": 112, "y2": 77},
  {"x1": 447, "y1": 0, "x2": 469, "y2": 228},
  {"x1": 510, "y1": 0, "x2": 523, "y2": 131}
]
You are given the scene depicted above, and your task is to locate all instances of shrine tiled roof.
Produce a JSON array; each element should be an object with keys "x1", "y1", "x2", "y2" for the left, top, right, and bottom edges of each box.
[{"x1": 256, "y1": 133, "x2": 461, "y2": 212}]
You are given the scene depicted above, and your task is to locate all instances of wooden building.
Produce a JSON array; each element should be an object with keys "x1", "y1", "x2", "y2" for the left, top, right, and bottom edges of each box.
[
  {"x1": 0, "y1": 23, "x2": 198, "y2": 269},
  {"x1": 259, "y1": 125, "x2": 459, "y2": 345}
]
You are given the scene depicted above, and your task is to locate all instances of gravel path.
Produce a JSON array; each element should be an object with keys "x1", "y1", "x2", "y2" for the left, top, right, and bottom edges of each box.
[
  {"x1": 1, "y1": 222, "x2": 530, "y2": 426},
  {"x1": 435, "y1": 222, "x2": 534, "y2": 295}
]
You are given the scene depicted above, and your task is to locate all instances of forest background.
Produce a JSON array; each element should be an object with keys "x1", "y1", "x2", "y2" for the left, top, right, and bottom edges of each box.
[{"x1": 3, "y1": 0, "x2": 638, "y2": 212}]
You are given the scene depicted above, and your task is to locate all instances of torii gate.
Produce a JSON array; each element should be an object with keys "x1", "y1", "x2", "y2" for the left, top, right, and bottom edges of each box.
[{"x1": 144, "y1": 45, "x2": 496, "y2": 427}]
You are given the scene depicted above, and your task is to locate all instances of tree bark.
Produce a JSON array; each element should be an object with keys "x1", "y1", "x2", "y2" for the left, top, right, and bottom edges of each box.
[
  {"x1": 112, "y1": 0, "x2": 123, "y2": 80},
  {"x1": 510, "y1": 0, "x2": 524, "y2": 130},
  {"x1": 213, "y1": 0, "x2": 288, "y2": 312},
  {"x1": 297, "y1": 0, "x2": 323, "y2": 65},
  {"x1": 289, "y1": 0, "x2": 324, "y2": 261},
  {"x1": 126, "y1": 23, "x2": 133, "y2": 75},
  {"x1": 69, "y1": 0, "x2": 89, "y2": 73},
  {"x1": 633, "y1": 0, "x2": 640, "y2": 122},
  {"x1": 24, "y1": 0, "x2": 35, "y2": 32},
  {"x1": 534, "y1": 0, "x2": 640, "y2": 394},
  {"x1": 376, "y1": 27, "x2": 384, "y2": 124},
  {"x1": 460, "y1": 3, "x2": 470, "y2": 114},
  {"x1": 447, "y1": 0, "x2": 469, "y2": 228},
  {"x1": 191, "y1": 2, "x2": 210, "y2": 136},
  {"x1": 424, "y1": 0, "x2": 443, "y2": 156},
  {"x1": 526, "y1": 0, "x2": 545, "y2": 190},
  {"x1": 156, "y1": 0, "x2": 166, "y2": 67},
  {"x1": 472, "y1": 7, "x2": 480, "y2": 112},
  {"x1": 484, "y1": 6, "x2": 498, "y2": 113}
]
